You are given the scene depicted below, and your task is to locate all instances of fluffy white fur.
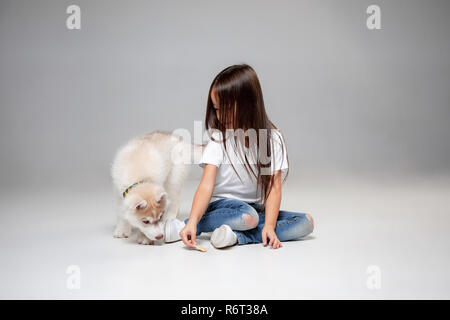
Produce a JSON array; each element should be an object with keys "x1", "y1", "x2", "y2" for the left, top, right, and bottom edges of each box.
[{"x1": 111, "y1": 130, "x2": 203, "y2": 245}]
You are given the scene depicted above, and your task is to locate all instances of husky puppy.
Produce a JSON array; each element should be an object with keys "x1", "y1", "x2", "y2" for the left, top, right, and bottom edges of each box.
[{"x1": 111, "y1": 130, "x2": 203, "y2": 245}]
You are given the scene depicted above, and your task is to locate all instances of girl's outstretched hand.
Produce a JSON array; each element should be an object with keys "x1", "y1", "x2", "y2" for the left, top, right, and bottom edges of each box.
[
  {"x1": 261, "y1": 226, "x2": 283, "y2": 249},
  {"x1": 180, "y1": 221, "x2": 198, "y2": 248}
]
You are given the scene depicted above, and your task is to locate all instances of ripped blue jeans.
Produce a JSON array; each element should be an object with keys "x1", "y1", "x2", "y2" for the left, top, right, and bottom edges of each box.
[{"x1": 184, "y1": 198, "x2": 314, "y2": 245}]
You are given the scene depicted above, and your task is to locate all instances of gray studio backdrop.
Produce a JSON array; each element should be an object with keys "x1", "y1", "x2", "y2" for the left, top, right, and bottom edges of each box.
[{"x1": 1, "y1": 0, "x2": 449, "y2": 191}]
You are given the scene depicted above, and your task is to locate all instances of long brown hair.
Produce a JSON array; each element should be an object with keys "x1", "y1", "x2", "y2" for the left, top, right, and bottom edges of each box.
[{"x1": 205, "y1": 64, "x2": 289, "y2": 211}]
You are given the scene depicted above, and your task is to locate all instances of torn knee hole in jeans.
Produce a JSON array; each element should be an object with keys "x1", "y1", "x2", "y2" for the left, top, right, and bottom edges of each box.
[{"x1": 241, "y1": 213, "x2": 258, "y2": 228}]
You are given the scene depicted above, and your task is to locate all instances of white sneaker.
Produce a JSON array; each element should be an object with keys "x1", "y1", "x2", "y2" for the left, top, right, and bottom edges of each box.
[
  {"x1": 210, "y1": 225, "x2": 238, "y2": 249},
  {"x1": 164, "y1": 218, "x2": 185, "y2": 243}
]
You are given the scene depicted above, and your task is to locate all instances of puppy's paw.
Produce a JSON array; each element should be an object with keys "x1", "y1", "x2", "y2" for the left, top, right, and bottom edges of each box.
[
  {"x1": 137, "y1": 234, "x2": 154, "y2": 245},
  {"x1": 113, "y1": 227, "x2": 131, "y2": 238}
]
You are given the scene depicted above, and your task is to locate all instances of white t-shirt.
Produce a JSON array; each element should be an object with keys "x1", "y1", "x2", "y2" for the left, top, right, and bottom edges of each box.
[{"x1": 199, "y1": 129, "x2": 289, "y2": 204}]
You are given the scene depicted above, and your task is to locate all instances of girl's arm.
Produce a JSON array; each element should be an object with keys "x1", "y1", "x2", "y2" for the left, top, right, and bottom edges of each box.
[
  {"x1": 188, "y1": 164, "x2": 218, "y2": 224},
  {"x1": 262, "y1": 170, "x2": 283, "y2": 248},
  {"x1": 180, "y1": 164, "x2": 218, "y2": 247}
]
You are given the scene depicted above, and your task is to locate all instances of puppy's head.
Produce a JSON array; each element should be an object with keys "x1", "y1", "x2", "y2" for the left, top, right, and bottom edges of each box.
[{"x1": 123, "y1": 183, "x2": 170, "y2": 242}]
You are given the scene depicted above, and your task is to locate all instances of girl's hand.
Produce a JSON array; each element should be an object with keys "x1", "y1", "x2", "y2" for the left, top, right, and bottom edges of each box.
[
  {"x1": 261, "y1": 226, "x2": 283, "y2": 249},
  {"x1": 180, "y1": 221, "x2": 198, "y2": 248}
]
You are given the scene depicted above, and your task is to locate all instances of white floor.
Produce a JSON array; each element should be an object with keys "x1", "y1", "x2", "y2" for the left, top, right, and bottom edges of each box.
[{"x1": 1, "y1": 174, "x2": 449, "y2": 299}]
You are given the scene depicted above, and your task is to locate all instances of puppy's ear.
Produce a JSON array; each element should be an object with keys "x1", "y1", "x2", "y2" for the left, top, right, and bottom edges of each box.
[
  {"x1": 125, "y1": 194, "x2": 147, "y2": 210},
  {"x1": 135, "y1": 199, "x2": 147, "y2": 210},
  {"x1": 155, "y1": 189, "x2": 167, "y2": 204}
]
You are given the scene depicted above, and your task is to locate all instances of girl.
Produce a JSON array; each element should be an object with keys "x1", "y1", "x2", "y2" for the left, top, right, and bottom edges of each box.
[{"x1": 164, "y1": 64, "x2": 314, "y2": 249}]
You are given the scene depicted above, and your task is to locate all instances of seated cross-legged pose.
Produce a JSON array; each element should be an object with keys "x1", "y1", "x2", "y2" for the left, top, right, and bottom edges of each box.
[{"x1": 164, "y1": 64, "x2": 314, "y2": 249}]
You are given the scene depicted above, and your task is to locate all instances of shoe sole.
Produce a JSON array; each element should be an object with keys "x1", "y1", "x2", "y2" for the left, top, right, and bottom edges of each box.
[{"x1": 164, "y1": 220, "x2": 178, "y2": 243}]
